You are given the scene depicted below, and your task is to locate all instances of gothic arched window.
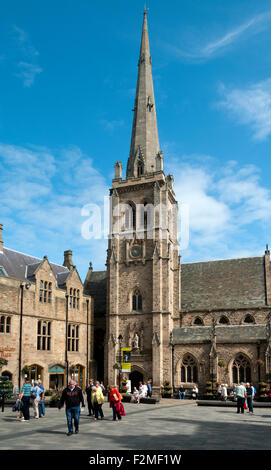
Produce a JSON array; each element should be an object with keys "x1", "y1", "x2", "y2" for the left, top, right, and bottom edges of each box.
[
  {"x1": 132, "y1": 289, "x2": 143, "y2": 312},
  {"x1": 125, "y1": 203, "x2": 136, "y2": 230},
  {"x1": 181, "y1": 354, "x2": 198, "y2": 383},
  {"x1": 137, "y1": 161, "x2": 144, "y2": 177},
  {"x1": 232, "y1": 354, "x2": 251, "y2": 384},
  {"x1": 194, "y1": 317, "x2": 203, "y2": 326}
]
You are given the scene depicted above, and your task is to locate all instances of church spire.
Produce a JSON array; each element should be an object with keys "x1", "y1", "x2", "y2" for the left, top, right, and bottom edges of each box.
[{"x1": 126, "y1": 11, "x2": 162, "y2": 178}]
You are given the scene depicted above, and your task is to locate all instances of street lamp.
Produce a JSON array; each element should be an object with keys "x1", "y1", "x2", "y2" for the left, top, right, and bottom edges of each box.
[
  {"x1": 18, "y1": 282, "x2": 31, "y2": 391},
  {"x1": 169, "y1": 332, "x2": 175, "y2": 395},
  {"x1": 118, "y1": 334, "x2": 123, "y2": 391}
]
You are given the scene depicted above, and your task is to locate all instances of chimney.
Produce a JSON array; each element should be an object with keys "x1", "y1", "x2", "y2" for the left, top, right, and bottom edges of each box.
[
  {"x1": 0, "y1": 224, "x2": 3, "y2": 252},
  {"x1": 63, "y1": 250, "x2": 73, "y2": 270}
]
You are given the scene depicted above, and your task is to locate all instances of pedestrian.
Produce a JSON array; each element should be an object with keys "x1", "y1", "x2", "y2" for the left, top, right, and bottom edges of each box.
[
  {"x1": 246, "y1": 383, "x2": 254, "y2": 414},
  {"x1": 131, "y1": 387, "x2": 140, "y2": 404},
  {"x1": 20, "y1": 377, "x2": 31, "y2": 422},
  {"x1": 179, "y1": 385, "x2": 185, "y2": 399},
  {"x1": 217, "y1": 384, "x2": 222, "y2": 399},
  {"x1": 192, "y1": 385, "x2": 198, "y2": 399},
  {"x1": 147, "y1": 381, "x2": 152, "y2": 398},
  {"x1": 85, "y1": 379, "x2": 95, "y2": 416},
  {"x1": 31, "y1": 380, "x2": 43, "y2": 419},
  {"x1": 108, "y1": 385, "x2": 124, "y2": 421},
  {"x1": 37, "y1": 380, "x2": 45, "y2": 417},
  {"x1": 91, "y1": 386, "x2": 104, "y2": 420},
  {"x1": 235, "y1": 382, "x2": 247, "y2": 414},
  {"x1": 58, "y1": 380, "x2": 85, "y2": 436},
  {"x1": 100, "y1": 382, "x2": 106, "y2": 394},
  {"x1": 221, "y1": 384, "x2": 227, "y2": 401}
]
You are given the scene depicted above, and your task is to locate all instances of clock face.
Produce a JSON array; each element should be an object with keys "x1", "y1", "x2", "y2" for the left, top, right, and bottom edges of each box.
[{"x1": 130, "y1": 245, "x2": 142, "y2": 258}]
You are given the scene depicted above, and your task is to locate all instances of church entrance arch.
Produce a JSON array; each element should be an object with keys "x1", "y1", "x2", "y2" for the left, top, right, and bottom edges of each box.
[{"x1": 129, "y1": 370, "x2": 143, "y2": 390}]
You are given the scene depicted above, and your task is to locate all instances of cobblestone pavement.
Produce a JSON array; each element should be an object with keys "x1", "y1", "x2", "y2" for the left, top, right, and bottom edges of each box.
[{"x1": 1, "y1": 399, "x2": 271, "y2": 450}]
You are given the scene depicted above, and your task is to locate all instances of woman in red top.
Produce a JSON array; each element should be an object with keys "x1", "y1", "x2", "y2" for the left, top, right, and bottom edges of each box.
[{"x1": 108, "y1": 385, "x2": 125, "y2": 421}]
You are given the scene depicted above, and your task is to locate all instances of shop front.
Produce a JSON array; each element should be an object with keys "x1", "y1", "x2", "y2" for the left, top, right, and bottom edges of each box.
[
  {"x1": 71, "y1": 364, "x2": 85, "y2": 389},
  {"x1": 49, "y1": 365, "x2": 65, "y2": 390}
]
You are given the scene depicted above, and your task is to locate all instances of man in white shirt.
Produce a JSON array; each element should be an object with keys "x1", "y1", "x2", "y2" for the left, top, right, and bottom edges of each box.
[{"x1": 235, "y1": 382, "x2": 247, "y2": 414}]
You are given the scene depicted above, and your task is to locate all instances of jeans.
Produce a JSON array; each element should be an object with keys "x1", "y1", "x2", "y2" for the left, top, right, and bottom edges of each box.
[
  {"x1": 39, "y1": 400, "x2": 45, "y2": 416},
  {"x1": 22, "y1": 396, "x2": 31, "y2": 420},
  {"x1": 237, "y1": 397, "x2": 245, "y2": 413},
  {"x1": 179, "y1": 392, "x2": 185, "y2": 399},
  {"x1": 66, "y1": 406, "x2": 81, "y2": 432},
  {"x1": 111, "y1": 401, "x2": 121, "y2": 420},
  {"x1": 247, "y1": 396, "x2": 253, "y2": 412}
]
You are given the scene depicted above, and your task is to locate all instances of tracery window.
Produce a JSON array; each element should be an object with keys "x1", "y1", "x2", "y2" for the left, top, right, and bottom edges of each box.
[
  {"x1": 232, "y1": 354, "x2": 251, "y2": 384},
  {"x1": 132, "y1": 289, "x2": 142, "y2": 311},
  {"x1": 181, "y1": 354, "x2": 198, "y2": 383}
]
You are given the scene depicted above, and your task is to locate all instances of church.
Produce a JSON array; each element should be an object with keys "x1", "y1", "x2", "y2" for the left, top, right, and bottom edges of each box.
[
  {"x1": 1, "y1": 12, "x2": 271, "y2": 397},
  {"x1": 84, "y1": 11, "x2": 271, "y2": 396}
]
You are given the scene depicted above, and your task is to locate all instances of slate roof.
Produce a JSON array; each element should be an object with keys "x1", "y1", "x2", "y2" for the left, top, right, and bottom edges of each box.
[
  {"x1": 173, "y1": 324, "x2": 267, "y2": 344},
  {"x1": 84, "y1": 271, "x2": 107, "y2": 315},
  {"x1": 181, "y1": 256, "x2": 268, "y2": 310},
  {"x1": 0, "y1": 247, "x2": 70, "y2": 286}
]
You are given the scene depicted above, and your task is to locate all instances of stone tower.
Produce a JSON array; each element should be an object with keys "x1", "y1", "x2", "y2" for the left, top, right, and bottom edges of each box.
[{"x1": 105, "y1": 11, "x2": 181, "y2": 396}]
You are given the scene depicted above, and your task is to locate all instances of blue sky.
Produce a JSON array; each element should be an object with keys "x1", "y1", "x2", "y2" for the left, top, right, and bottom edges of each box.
[{"x1": 1, "y1": 0, "x2": 271, "y2": 280}]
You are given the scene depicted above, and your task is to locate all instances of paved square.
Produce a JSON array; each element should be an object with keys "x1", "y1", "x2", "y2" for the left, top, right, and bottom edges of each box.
[{"x1": 1, "y1": 400, "x2": 271, "y2": 450}]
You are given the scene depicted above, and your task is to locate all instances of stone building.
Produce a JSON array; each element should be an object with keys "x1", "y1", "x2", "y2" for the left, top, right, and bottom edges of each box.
[
  {"x1": 0, "y1": 224, "x2": 94, "y2": 391},
  {"x1": 84, "y1": 12, "x2": 271, "y2": 395}
]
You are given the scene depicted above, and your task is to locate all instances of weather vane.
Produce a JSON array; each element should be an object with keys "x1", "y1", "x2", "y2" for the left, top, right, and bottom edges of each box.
[{"x1": 144, "y1": 3, "x2": 149, "y2": 13}]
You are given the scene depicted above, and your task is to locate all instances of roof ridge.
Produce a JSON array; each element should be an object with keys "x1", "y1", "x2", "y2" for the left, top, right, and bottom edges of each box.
[
  {"x1": 182, "y1": 256, "x2": 263, "y2": 265},
  {"x1": 4, "y1": 247, "x2": 69, "y2": 270}
]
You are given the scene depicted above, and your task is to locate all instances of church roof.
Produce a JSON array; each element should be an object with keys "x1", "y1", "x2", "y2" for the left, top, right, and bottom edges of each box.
[
  {"x1": 181, "y1": 256, "x2": 268, "y2": 310},
  {"x1": 0, "y1": 247, "x2": 70, "y2": 285},
  {"x1": 173, "y1": 324, "x2": 267, "y2": 343}
]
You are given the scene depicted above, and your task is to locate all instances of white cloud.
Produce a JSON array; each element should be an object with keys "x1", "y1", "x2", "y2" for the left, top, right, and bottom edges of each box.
[
  {"x1": 165, "y1": 156, "x2": 271, "y2": 261},
  {"x1": 218, "y1": 79, "x2": 271, "y2": 141},
  {"x1": 16, "y1": 62, "x2": 43, "y2": 87},
  {"x1": 160, "y1": 10, "x2": 271, "y2": 61},
  {"x1": 0, "y1": 143, "x2": 109, "y2": 277},
  {"x1": 13, "y1": 25, "x2": 42, "y2": 87}
]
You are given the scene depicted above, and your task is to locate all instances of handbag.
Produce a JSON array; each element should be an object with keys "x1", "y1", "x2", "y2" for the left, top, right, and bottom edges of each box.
[{"x1": 113, "y1": 393, "x2": 119, "y2": 402}]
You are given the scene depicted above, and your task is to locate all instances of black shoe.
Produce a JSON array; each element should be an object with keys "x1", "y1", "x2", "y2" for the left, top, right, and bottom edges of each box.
[
  {"x1": 75, "y1": 430, "x2": 79, "y2": 434},
  {"x1": 66, "y1": 431, "x2": 73, "y2": 436}
]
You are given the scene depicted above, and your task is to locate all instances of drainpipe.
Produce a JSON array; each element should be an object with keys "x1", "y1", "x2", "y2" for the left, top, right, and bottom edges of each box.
[
  {"x1": 86, "y1": 299, "x2": 89, "y2": 385},
  {"x1": 65, "y1": 294, "x2": 69, "y2": 386}
]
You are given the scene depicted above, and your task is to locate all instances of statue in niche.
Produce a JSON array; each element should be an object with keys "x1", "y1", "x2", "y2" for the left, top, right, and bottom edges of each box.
[{"x1": 133, "y1": 333, "x2": 139, "y2": 349}]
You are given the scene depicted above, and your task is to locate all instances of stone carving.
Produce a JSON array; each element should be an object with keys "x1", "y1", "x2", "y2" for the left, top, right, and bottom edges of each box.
[{"x1": 133, "y1": 333, "x2": 139, "y2": 349}]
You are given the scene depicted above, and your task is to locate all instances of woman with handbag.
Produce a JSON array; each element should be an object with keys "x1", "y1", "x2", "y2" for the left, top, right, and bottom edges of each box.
[
  {"x1": 108, "y1": 385, "x2": 126, "y2": 421},
  {"x1": 91, "y1": 386, "x2": 104, "y2": 420}
]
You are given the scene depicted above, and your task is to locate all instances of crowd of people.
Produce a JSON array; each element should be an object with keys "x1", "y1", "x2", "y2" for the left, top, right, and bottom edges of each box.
[
  {"x1": 16, "y1": 377, "x2": 128, "y2": 436},
  {"x1": 216, "y1": 382, "x2": 257, "y2": 414},
  {"x1": 15, "y1": 376, "x2": 260, "y2": 436},
  {"x1": 131, "y1": 381, "x2": 152, "y2": 403}
]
